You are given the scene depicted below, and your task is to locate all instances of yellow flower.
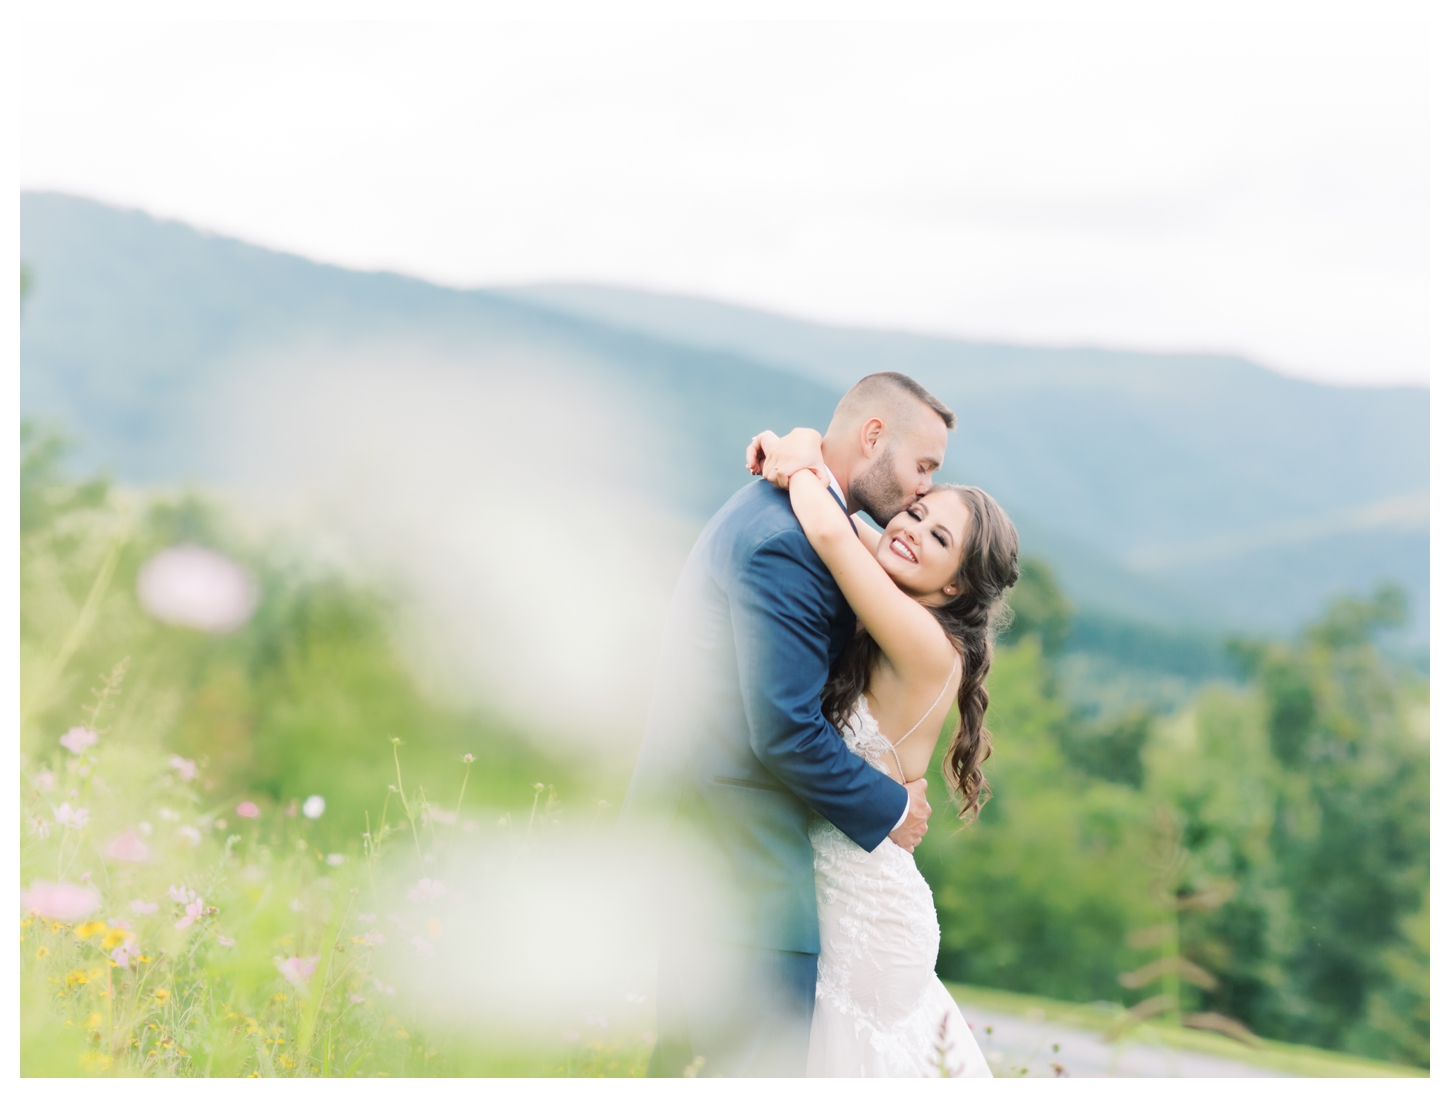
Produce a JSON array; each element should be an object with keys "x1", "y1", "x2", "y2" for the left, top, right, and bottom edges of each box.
[
  {"x1": 35, "y1": 946, "x2": 50, "y2": 959},
  {"x1": 65, "y1": 969, "x2": 90, "y2": 987},
  {"x1": 86, "y1": 1013, "x2": 105, "y2": 1030},
  {"x1": 75, "y1": 921, "x2": 108, "y2": 940},
  {"x1": 100, "y1": 927, "x2": 133, "y2": 950},
  {"x1": 153, "y1": 988, "x2": 171, "y2": 1003},
  {"x1": 79, "y1": 1051, "x2": 112, "y2": 1073}
]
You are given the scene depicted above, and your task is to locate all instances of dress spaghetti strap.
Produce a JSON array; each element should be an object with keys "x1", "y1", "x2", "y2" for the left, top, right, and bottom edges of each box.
[{"x1": 883, "y1": 656, "x2": 960, "y2": 782}]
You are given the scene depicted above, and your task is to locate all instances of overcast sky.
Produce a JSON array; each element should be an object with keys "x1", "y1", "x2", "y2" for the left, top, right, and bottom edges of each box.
[{"x1": 15, "y1": 14, "x2": 1438, "y2": 386}]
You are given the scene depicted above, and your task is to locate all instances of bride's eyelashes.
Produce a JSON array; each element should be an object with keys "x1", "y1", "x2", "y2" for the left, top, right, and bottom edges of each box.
[{"x1": 905, "y1": 505, "x2": 949, "y2": 549}]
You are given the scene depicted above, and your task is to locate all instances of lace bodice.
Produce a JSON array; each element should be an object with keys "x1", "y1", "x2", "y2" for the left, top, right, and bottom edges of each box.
[
  {"x1": 806, "y1": 693, "x2": 992, "y2": 1078},
  {"x1": 835, "y1": 695, "x2": 898, "y2": 777}
]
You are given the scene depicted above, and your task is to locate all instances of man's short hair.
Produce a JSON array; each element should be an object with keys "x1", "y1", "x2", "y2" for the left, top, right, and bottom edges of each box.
[{"x1": 837, "y1": 371, "x2": 956, "y2": 431}]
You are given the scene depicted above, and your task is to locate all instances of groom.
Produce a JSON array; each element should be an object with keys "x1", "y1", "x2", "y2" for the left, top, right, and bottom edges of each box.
[{"x1": 622, "y1": 371, "x2": 957, "y2": 1077}]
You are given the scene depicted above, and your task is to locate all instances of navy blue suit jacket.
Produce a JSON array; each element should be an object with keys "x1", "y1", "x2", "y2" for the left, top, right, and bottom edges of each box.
[{"x1": 622, "y1": 479, "x2": 909, "y2": 953}]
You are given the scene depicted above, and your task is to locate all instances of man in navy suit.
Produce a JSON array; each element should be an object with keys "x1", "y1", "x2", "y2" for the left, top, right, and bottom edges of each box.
[{"x1": 623, "y1": 372, "x2": 957, "y2": 1077}]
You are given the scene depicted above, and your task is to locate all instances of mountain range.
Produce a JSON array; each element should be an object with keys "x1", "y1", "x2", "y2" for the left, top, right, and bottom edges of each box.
[{"x1": 20, "y1": 191, "x2": 1429, "y2": 653}]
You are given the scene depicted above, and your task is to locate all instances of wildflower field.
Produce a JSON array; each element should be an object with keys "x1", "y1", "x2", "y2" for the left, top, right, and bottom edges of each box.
[{"x1": 19, "y1": 429, "x2": 654, "y2": 1077}]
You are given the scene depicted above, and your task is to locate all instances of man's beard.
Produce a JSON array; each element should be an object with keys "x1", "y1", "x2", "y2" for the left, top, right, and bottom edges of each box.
[{"x1": 852, "y1": 445, "x2": 914, "y2": 528}]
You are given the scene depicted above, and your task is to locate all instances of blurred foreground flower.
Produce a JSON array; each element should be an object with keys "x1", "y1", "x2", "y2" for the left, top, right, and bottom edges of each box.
[
  {"x1": 236, "y1": 801, "x2": 260, "y2": 818},
  {"x1": 276, "y1": 956, "x2": 319, "y2": 985},
  {"x1": 406, "y1": 878, "x2": 447, "y2": 904},
  {"x1": 130, "y1": 900, "x2": 159, "y2": 914},
  {"x1": 60, "y1": 727, "x2": 98, "y2": 755},
  {"x1": 326, "y1": 853, "x2": 346, "y2": 867},
  {"x1": 33, "y1": 769, "x2": 57, "y2": 792},
  {"x1": 302, "y1": 795, "x2": 326, "y2": 819},
  {"x1": 54, "y1": 802, "x2": 89, "y2": 830},
  {"x1": 169, "y1": 755, "x2": 198, "y2": 781},
  {"x1": 136, "y1": 544, "x2": 257, "y2": 633},
  {"x1": 177, "y1": 825, "x2": 202, "y2": 847},
  {"x1": 104, "y1": 830, "x2": 150, "y2": 863}
]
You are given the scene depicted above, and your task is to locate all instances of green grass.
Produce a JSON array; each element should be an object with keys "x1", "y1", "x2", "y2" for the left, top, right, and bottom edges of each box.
[{"x1": 945, "y1": 983, "x2": 1427, "y2": 1078}]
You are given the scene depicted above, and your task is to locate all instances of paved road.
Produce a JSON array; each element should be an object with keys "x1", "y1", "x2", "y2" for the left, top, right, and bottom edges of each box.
[{"x1": 955, "y1": 1004, "x2": 1287, "y2": 1078}]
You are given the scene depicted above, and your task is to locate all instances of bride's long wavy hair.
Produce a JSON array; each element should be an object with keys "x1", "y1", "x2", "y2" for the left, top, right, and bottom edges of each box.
[{"x1": 821, "y1": 485, "x2": 1019, "y2": 823}]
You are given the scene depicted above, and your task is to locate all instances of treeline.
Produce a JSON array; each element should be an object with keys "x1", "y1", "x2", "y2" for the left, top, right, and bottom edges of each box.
[{"x1": 919, "y1": 562, "x2": 1430, "y2": 1067}]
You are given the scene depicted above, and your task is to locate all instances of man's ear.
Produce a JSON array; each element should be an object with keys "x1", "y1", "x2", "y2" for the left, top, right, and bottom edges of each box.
[{"x1": 860, "y1": 417, "x2": 886, "y2": 455}]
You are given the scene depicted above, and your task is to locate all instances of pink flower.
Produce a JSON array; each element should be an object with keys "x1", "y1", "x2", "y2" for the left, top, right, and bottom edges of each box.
[
  {"x1": 110, "y1": 938, "x2": 142, "y2": 967},
  {"x1": 33, "y1": 770, "x2": 57, "y2": 793},
  {"x1": 406, "y1": 878, "x2": 447, "y2": 904},
  {"x1": 60, "y1": 727, "x2": 98, "y2": 755},
  {"x1": 54, "y1": 802, "x2": 89, "y2": 830},
  {"x1": 175, "y1": 897, "x2": 206, "y2": 931},
  {"x1": 276, "y1": 956, "x2": 319, "y2": 985},
  {"x1": 216, "y1": 934, "x2": 235, "y2": 947},
  {"x1": 168, "y1": 885, "x2": 197, "y2": 904},
  {"x1": 21, "y1": 880, "x2": 101, "y2": 922},
  {"x1": 373, "y1": 978, "x2": 395, "y2": 996},
  {"x1": 104, "y1": 830, "x2": 150, "y2": 863},
  {"x1": 169, "y1": 755, "x2": 198, "y2": 782},
  {"x1": 129, "y1": 899, "x2": 159, "y2": 915},
  {"x1": 349, "y1": 993, "x2": 366, "y2": 1004},
  {"x1": 235, "y1": 801, "x2": 260, "y2": 819}
]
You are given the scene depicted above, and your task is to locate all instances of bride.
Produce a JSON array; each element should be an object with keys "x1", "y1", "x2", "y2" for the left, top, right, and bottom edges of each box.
[{"x1": 749, "y1": 426, "x2": 1019, "y2": 1078}]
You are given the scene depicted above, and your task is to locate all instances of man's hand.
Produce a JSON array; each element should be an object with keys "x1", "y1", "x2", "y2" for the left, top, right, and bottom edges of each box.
[{"x1": 888, "y1": 778, "x2": 931, "y2": 852}]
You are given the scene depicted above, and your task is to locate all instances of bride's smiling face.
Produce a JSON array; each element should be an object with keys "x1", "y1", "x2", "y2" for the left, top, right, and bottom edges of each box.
[{"x1": 875, "y1": 490, "x2": 970, "y2": 604}]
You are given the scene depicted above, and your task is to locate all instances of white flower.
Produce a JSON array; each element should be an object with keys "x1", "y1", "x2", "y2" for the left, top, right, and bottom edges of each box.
[
  {"x1": 302, "y1": 795, "x2": 326, "y2": 819},
  {"x1": 27, "y1": 817, "x2": 51, "y2": 839},
  {"x1": 406, "y1": 878, "x2": 447, "y2": 904},
  {"x1": 325, "y1": 853, "x2": 345, "y2": 867},
  {"x1": 411, "y1": 935, "x2": 435, "y2": 956},
  {"x1": 54, "y1": 802, "x2": 89, "y2": 830},
  {"x1": 169, "y1": 755, "x2": 198, "y2": 782},
  {"x1": 177, "y1": 825, "x2": 202, "y2": 847},
  {"x1": 59, "y1": 727, "x2": 98, "y2": 755},
  {"x1": 158, "y1": 807, "x2": 180, "y2": 822}
]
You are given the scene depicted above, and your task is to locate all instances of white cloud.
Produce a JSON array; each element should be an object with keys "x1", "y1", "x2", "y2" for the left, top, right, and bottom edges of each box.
[{"x1": 15, "y1": 17, "x2": 1436, "y2": 385}]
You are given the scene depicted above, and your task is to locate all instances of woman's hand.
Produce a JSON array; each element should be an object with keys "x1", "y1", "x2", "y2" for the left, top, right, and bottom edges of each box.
[
  {"x1": 745, "y1": 430, "x2": 781, "y2": 476},
  {"x1": 751, "y1": 427, "x2": 828, "y2": 489}
]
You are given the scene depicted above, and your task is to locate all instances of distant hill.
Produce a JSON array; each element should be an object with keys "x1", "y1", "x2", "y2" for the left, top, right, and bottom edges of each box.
[{"x1": 20, "y1": 192, "x2": 1429, "y2": 646}]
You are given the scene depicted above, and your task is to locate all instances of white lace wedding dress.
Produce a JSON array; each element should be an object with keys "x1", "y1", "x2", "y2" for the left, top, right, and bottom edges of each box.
[{"x1": 806, "y1": 695, "x2": 994, "y2": 1078}]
